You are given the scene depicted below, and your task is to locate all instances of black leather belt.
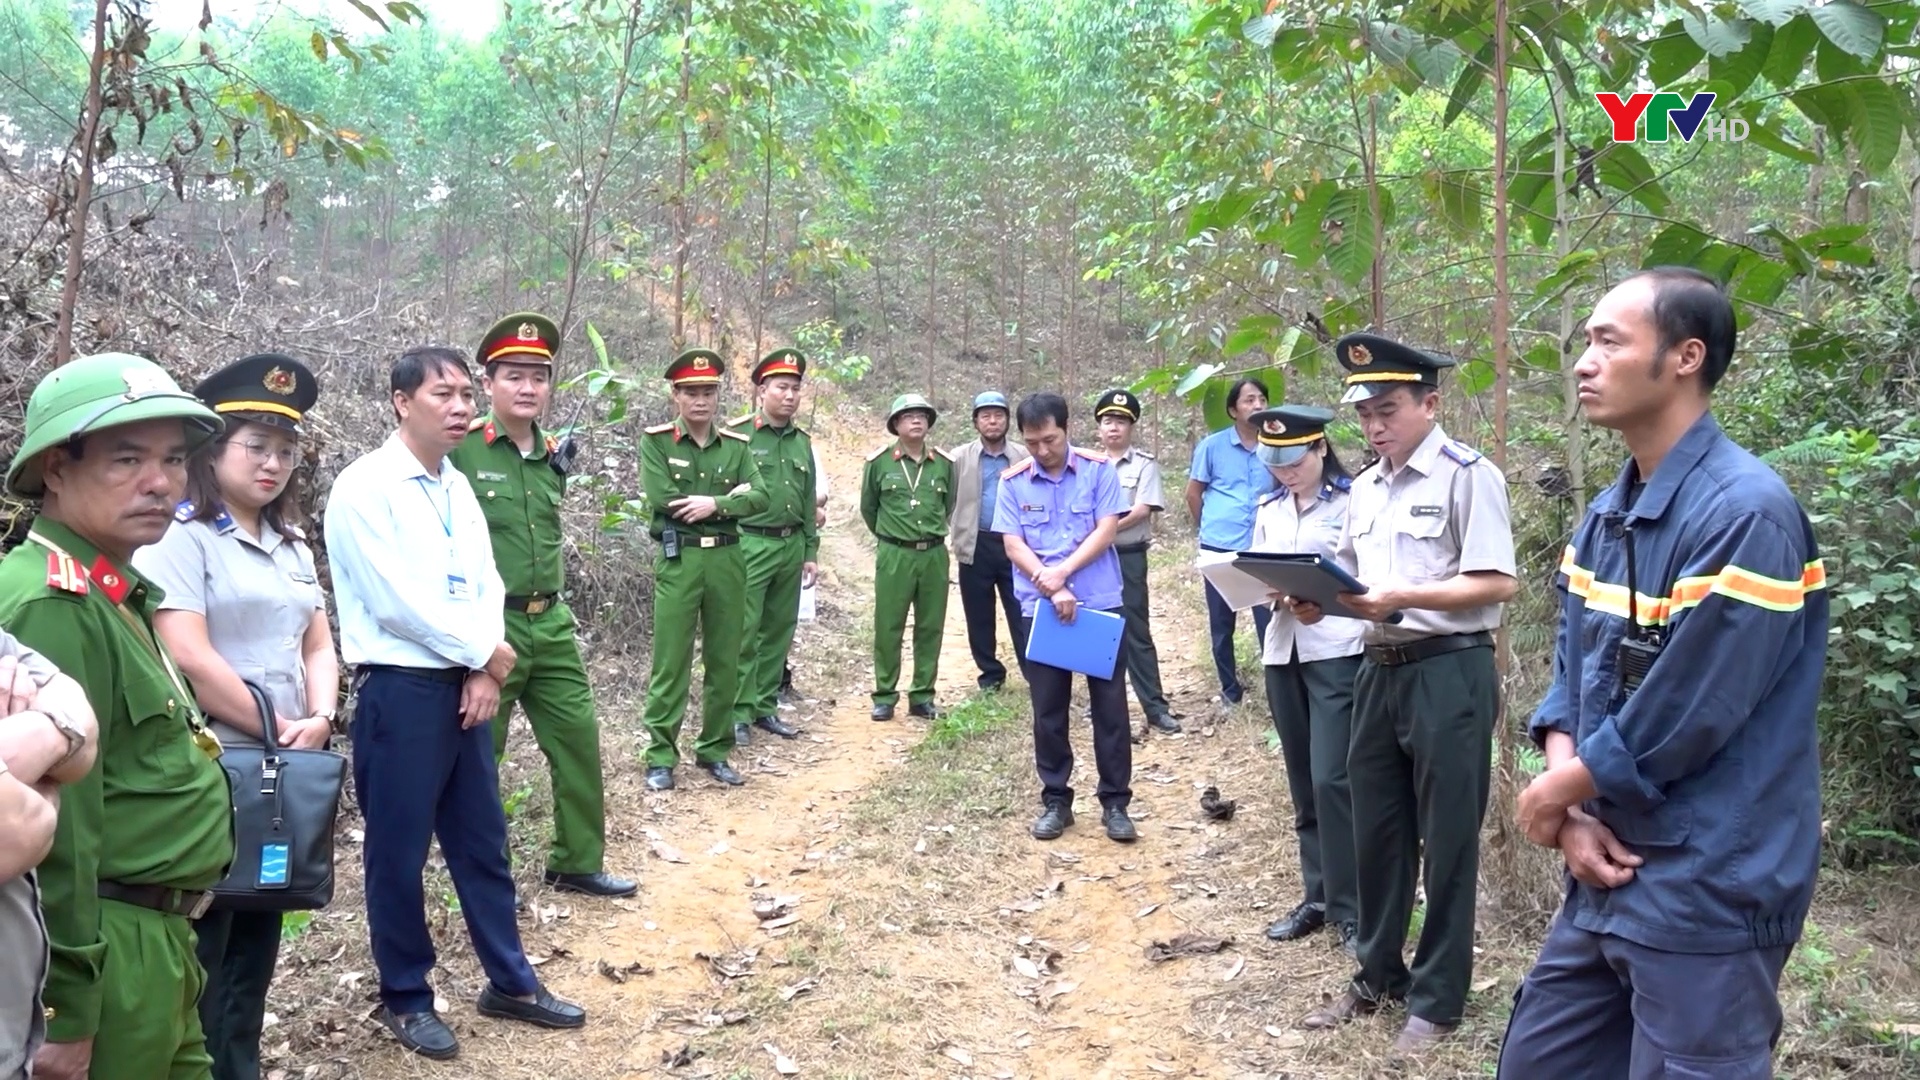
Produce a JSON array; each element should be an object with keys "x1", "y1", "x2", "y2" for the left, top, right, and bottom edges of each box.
[
  {"x1": 879, "y1": 536, "x2": 943, "y2": 551},
  {"x1": 99, "y1": 880, "x2": 214, "y2": 920},
  {"x1": 505, "y1": 593, "x2": 559, "y2": 614},
  {"x1": 1365, "y1": 631, "x2": 1493, "y2": 667},
  {"x1": 359, "y1": 663, "x2": 468, "y2": 685},
  {"x1": 741, "y1": 524, "x2": 802, "y2": 539},
  {"x1": 650, "y1": 532, "x2": 739, "y2": 548},
  {"x1": 1115, "y1": 542, "x2": 1150, "y2": 555}
]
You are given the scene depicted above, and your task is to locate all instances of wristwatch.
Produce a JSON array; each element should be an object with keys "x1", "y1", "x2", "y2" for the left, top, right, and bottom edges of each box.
[{"x1": 45, "y1": 710, "x2": 88, "y2": 765}]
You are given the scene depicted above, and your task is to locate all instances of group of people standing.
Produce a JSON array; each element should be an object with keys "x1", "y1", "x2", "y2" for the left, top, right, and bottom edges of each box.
[{"x1": 0, "y1": 265, "x2": 1832, "y2": 1079}]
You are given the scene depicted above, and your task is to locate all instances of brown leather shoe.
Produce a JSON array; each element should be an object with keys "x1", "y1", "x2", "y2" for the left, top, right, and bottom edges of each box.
[
  {"x1": 1299, "y1": 989, "x2": 1377, "y2": 1029},
  {"x1": 1390, "y1": 1016, "x2": 1458, "y2": 1055}
]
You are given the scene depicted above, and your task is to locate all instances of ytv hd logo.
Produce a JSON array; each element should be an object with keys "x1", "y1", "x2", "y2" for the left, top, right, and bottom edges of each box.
[{"x1": 1595, "y1": 92, "x2": 1749, "y2": 143}]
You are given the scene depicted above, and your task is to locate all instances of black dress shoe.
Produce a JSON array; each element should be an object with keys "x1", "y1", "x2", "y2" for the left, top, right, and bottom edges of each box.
[
  {"x1": 1147, "y1": 713, "x2": 1183, "y2": 734},
  {"x1": 476, "y1": 984, "x2": 586, "y2": 1030},
  {"x1": 1265, "y1": 900, "x2": 1327, "y2": 941},
  {"x1": 1336, "y1": 920, "x2": 1359, "y2": 958},
  {"x1": 379, "y1": 1008, "x2": 458, "y2": 1059},
  {"x1": 645, "y1": 766, "x2": 675, "y2": 791},
  {"x1": 1031, "y1": 803, "x2": 1074, "y2": 840},
  {"x1": 700, "y1": 760, "x2": 746, "y2": 786},
  {"x1": 977, "y1": 675, "x2": 1005, "y2": 691},
  {"x1": 544, "y1": 870, "x2": 639, "y2": 897},
  {"x1": 754, "y1": 715, "x2": 799, "y2": 739},
  {"x1": 1102, "y1": 806, "x2": 1138, "y2": 843},
  {"x1": 733, "y1": 722, "x2": 752, "y2": 746},
  {"x1": 1221, "y1": 685, "x2": 1245, "y2": 705},
  {"x1": 871, "y1": 703, "x2": 895, "y2": 722},
  {"x1": 908, "y1": 701, "x2": 941, "y2": 720}
]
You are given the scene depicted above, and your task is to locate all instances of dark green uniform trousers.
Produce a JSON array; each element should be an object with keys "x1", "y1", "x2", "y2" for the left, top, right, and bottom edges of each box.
[
  {"x1": 643, "y1": 544, "x2": 746, "y2": 766},
  {"x1": 1117, "y1": 547, "x2": 1172, "y2": 721},
  {"x1": 98, "y1": 899, "x2": 212, "y2": 1079},
  {"x1": 1347, "y1": 642, "x2": 1497, "y2": 1025},
  {"x1": 872, "y1": 543, "x2": 948, "y2": 706},
  {"x1": 735, "y1": 533, "x2": 805, "y2": 724},
  {"x1": 1264, "y1": 652, "x2": 1362, "y2": 925},
  {"x1": 492, "y1": 603, "x2": 605, "y2": 875}
]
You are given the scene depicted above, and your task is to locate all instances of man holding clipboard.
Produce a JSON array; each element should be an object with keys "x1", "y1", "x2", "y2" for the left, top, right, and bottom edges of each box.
[
  {"x1": 1290, "y1": 333, "x2": 1516, "y2": 1057},
  {"x1": 993, "y1": 393, "x2": 1137, "y2": 844}
]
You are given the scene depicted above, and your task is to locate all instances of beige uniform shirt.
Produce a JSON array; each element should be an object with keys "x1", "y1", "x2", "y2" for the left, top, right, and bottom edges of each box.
[
  {"x1": 1256, "y1": 484, "x2": 1368, "y2": 664},
  {"x1": 1337, "y1": 425, "x2": 1515, "y2": 645},
  {"x1": 1110, "y1": 447, "x2": 1165, "y2": 549}
]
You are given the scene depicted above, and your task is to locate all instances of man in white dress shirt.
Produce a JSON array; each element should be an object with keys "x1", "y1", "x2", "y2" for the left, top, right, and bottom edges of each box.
[{"x1": 324, "y1": 346, "x2": 585, "y2": 1061}]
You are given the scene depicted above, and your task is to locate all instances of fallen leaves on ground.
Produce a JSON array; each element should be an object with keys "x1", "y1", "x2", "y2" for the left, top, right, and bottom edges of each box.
[{"x1": 1144, "y1": 932, "x2": 1234, "y2": 962}]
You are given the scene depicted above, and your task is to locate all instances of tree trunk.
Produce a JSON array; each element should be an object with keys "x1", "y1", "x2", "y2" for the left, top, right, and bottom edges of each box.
[
  {"x1": 1490, "y1": 0, "x2": 1514, "y2": 759},
  {"x1": 1365, "y1": 94, "x2": 1387, "y2": 328},
  {"x1": 1802, "y1": 127, "x2": 1825, "y2": 310},
  {"x1": 671, "y1": 0, "x2": 694, "y2": 347},
  {"x1": 53, "y1": 0, "x2": 113, "y2": 368},
  {"x1": 1908, "y1": 171, "x2": 1920, "y2": 305},
  {"x1": 1546, "y1": 59, "x2": 1586, "y2": 519}
]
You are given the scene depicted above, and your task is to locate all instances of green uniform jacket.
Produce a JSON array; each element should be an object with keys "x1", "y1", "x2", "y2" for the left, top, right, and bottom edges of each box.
[
  {"x1": 861, "y1": 441, "x2": 956, "y2": 540},
  {"x1": 727, "y1": 412, "x2": 820, "y2": 561},
  {"x1": 0, "y1": 518, "x2": 234, "y2": 1042},
  {"x1": 640, "y1": 418, "x2": 770, "y2": 537},
  {"x1": 448, "y1": 414, "x2": 566, "y2": 595}
]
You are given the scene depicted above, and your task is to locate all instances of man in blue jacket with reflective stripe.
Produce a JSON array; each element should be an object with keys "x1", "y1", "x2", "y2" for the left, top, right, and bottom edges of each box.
[{"x1": 1499, "y1": 267, "x2": 1827, "y2": 1078}]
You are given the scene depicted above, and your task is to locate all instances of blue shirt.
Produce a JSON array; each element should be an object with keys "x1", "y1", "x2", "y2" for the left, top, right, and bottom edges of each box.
[
  {"x1": 1189, "y1": 426, "x2": 1276, "y2": 550},
  {"x1": 977, "y1": 449, "x2": 1010, "y2": 533},
  {"x1": 1530, "y1": 413, "x2": 1827, "y2": 955},
  {"x1": 993, "y1": 447, "x2": 1128, "y2": 616}
]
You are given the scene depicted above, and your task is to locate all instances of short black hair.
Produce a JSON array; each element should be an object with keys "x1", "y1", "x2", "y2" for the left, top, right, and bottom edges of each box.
[
  {"x1": 1625, "y1": 266, "x2": 1737, "y2": 390},
  {"x1": 1228, "y1": 377, "x2": 1269, "y2": 415},
  {"x1": 393, "y1": 346, "x2": 471, "y2": 398},
  {"x1": 1015, "y1": 392, "x2": 1069, "y2": 432}
]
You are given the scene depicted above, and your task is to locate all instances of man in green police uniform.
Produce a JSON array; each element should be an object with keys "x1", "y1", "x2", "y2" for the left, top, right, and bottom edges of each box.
[
  {"x1": 449, "y1": 313, "x2": 637, "y2": 898},
  {"x1": 0, "y1": 353, "x2": 235, "y2": 1080},
  {"x1": 726, "y1": 348, "x2": 819, "y2": 746},
  {"x1": 862, "y1": 394, "x2": 955, "y2": 722},
  {"x1": 640, "y1": 349, "x2": 769, "y2": 790}
]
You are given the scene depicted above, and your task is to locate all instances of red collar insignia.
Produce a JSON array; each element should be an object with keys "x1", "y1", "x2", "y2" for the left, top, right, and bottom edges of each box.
[
  {"x1": 87, "y1": 555, "x2": 133, "y2": 605},
  {"x1": 483, "y1": 419, "x2": 498, "y2": 444}
]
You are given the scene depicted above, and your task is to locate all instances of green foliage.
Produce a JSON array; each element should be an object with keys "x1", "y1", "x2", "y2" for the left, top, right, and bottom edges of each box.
[{"x1": 918, "y1": 689, "x2": 1020, "y2": 751}]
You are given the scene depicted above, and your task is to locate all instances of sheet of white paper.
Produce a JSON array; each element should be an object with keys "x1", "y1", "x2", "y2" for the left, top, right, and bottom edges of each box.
[
  {"x1": 798, "y1": 583, "x2": 817, "y2": 623},
  {"x1": 1195, "y1": 550, "x2": 1276, "y2": 612}
]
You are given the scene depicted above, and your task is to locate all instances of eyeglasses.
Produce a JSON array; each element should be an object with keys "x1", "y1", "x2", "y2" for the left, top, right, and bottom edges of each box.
[{"x1": 231, "y1": 439, "x2": 300, "y2": 468}]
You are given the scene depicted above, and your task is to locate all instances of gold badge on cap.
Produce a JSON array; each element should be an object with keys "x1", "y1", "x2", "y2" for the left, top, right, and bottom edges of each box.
[
  {"x1": 1265, "y1": 419, "x2": 1287, "y2": 435},
  {"x1": 692, "y1": 355, "x2": 711, "y2": 371},
  {"x1": 1348, "y1": 343, "x2": 1373, "y2": 367},
  {"x1": 263, "y1": 365, "x2": 296, "y2": 396},
  {"x1": 517, "y1": 321, "x2": 539, "y2": 341},
  {"x1": 121, "y1": 365, "x2": 173, "y2": 398}
]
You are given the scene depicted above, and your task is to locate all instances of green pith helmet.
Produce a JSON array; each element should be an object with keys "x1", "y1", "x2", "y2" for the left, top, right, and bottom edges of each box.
[
  {"x1": 886, "y1": 393, "x2": 938, "y2": 435},
  {"x1": 7, "y1": 353, "x2": 223, "y2": 497}
]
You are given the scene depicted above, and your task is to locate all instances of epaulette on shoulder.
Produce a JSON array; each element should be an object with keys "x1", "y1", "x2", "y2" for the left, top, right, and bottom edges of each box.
[
  {"x1": 1003, "y1": 457, "x2": 1036, "y2": 477},
  {"x1": 1333, "y1": 474, "x2": 1353, "y2": 492},
  {"x1": 1072, "y1": 447, "x2": 1110, "y2": 464},
  {"x1": 468, "y1": 416, "x2": 488, "y2": 432},
  {"x1": 866, "y1": 443, "x2": 892, "y2": 462},
  {"x1": 1440, "y1": 440, "x2": 1483, "y2": 467},
  {"x1": 727, "y1": 412, "x2": 754, "y2": 427},
  {"x1": 174, "y1": 500, "x2": 196, "y2": 523},
  {"x1": 1133, "y1": 449, "x2": 1156, "y2": 461},
  {"x1": 718, "y1": 426, "x2": 750, "y2": 442},
  {"x1": 930, "y1": 446, "x2": 953, "y2": 462},
  {"x1": 645, "y1": 422, "x2": 676, "y2": 435},
  {"x1": 43, "y1": 550, "x2": 89, "y2": 596}
]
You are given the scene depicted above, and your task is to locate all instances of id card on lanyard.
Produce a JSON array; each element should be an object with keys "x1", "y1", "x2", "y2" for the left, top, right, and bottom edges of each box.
[{"x1": 418, "y1": 476, "x2": 471, "y2": 600}]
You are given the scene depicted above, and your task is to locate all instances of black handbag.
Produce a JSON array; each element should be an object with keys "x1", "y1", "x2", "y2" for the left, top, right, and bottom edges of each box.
[{"x1": 208, "y1": 682, "x2": 348, "y2": 913}]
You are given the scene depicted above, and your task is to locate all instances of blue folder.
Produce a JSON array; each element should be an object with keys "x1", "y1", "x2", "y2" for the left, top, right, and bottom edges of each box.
[{"x1": 1024, "y1": 602, "x2": 1125, "y2": 680}]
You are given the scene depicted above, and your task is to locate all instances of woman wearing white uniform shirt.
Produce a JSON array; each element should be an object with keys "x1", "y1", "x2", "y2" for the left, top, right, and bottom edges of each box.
[
  {"x1": 1248, "y1": 405, "x2": 1367, "y2": 957},
  {"x1": 134, "y1": 353, "x2": 337, "y2": 1080}
]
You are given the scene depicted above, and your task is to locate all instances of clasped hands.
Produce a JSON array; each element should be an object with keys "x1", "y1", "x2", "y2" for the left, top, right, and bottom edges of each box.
[
  {"x1": 1516, "y1": 764, "x2": 1643, "y2": 890},
  {"x1": 1031, "y1": 564, "x2": 1079, "y2": 623},
  {"x1": 461, "y1": 642, "x2": 519, "y2": 729}
]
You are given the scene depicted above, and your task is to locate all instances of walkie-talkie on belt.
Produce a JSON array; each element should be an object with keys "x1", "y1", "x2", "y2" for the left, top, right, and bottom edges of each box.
[
  {"x1": 661, "y1": 524, "x2": 682, "y2": 560},
  {"x1": 1612, "y1": 515, "x2": 1662, "y2": 701}
]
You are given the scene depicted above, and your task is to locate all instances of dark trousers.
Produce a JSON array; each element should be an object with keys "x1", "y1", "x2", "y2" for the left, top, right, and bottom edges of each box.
[
  {"x1": 1347, "y1": 643, "x2": 1497, "y2": 1025},
  {"x1": 192, "y1": 907, "x2": 282, "y2": 1080},
  {"x1": 1018, "y1": 611, "x2": 1132, "y2": 810},
  {"x1": 1200, "y1": 544, "x2": 1270, "y2": 699},
  {"x1": 1116, "y1": 547, "x2": 1172, "y2": 720},
  {"x1": 959, "y1": 532, "x2": 1025, "y2": 687},
  {"x1": 1264, "y1": 653, "x2": 1362, "y2": 925},
  {"x1": 350, "y1": 668, "x2": 539, "y2": 1015},
  {"x1": 1497, "y1": 911, "x2": 1791, "y2": 1078}
]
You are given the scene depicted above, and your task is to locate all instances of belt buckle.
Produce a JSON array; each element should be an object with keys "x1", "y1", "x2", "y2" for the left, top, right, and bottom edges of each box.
[
  {"x1": 186, "y1": 891, "x2": 213, "y2": 920},
  {"x1": 526, "y1": 597, "x2": 551, "y2": 615},
  {"x1": 913, "y1": 540, "x2": 929, "y2": 551},
  {"x1": 699, "y1": 536, "x2": 719, "y2": 549}
]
